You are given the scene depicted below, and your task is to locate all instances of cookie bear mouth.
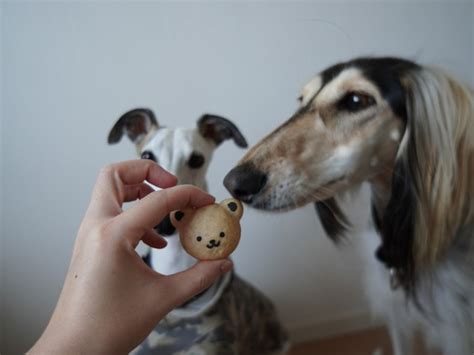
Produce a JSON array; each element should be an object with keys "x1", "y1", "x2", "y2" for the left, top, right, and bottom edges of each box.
[{"x1": 206, "y1": 240, "x2": 221, "y2": 249}]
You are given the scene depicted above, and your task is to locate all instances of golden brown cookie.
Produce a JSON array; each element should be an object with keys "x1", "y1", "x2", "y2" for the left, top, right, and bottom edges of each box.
[{"x1": 170, "y1": 198, "x2": 243, "y2": 260}]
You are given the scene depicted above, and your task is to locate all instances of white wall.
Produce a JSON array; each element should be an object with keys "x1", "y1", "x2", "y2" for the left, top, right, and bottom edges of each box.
[
  {"x1": 2, "y1": 1, "x2": 473, "y2": 354},
  {"x1": 0, "y1": 3, "x2": 4, "y2": 352}
]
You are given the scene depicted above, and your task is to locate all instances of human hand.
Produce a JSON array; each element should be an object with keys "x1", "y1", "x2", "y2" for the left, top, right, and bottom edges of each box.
[{"x1": 29, "y1": 160, "x2": 233, "y2": 354}]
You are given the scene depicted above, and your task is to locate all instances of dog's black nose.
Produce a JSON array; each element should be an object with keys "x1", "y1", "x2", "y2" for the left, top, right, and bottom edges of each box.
[{"x1": 224, "y1": 163, "x2": 267, "y2": 203}]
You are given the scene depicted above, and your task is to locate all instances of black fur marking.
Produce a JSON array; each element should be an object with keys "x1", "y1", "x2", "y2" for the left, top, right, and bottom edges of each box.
[
  {"x1": 280, "y1": 57, "x2": 418, "y2": 131},
  {"x1": 228, "y1": 202, "x2": 238, "y2": 212},
  {"x1": 376, "y1": 160, "x2": 417, "y2": 291},
  {"x1": 175, "y1": 211, "x2": 184, "y2": 221},
  {"x1": 320, "y1": 57, "x2": 419, "y2": 121},
  {"x1": 314, "y1": 198, "x2": 351, "y2": 242}
]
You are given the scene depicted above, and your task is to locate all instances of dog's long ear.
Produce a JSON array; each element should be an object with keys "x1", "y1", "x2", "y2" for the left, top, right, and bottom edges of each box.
[
  {"x1": 377, "y1": 67, "x2": 474, "y2": 291},
  {"x1": 197, "y1": 114, "x2": 248, "y2": 148},
  {"x1": 314, "y1": 198, "x2": 351, "y2": 242},
  {"x1": 108, "y1": 108, "x2": 158, "y2": 146}
]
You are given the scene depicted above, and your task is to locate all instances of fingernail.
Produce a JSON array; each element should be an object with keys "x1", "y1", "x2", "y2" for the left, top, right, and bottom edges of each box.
[{"x1": 220, "y1": 260, "x2": 233, "y2": 273}]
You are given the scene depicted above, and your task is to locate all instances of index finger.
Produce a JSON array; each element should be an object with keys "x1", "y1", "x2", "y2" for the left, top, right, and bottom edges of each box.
[
  {"x1": 88, "y1": 160, "x2": 178, "y2": 218},
  {"x1": 112, "y1": 185, "x2": 215, "y2": 245}
]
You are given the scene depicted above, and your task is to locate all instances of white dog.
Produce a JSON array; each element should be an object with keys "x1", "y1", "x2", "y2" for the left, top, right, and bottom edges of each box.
[{"x1": 108, "y1": 108, "x2": 289, "y2": 355}]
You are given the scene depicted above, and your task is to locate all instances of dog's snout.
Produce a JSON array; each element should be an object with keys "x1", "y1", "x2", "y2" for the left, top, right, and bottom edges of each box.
[{"x1": 224, "y1": 163, "x2": 267, "y2": 203}]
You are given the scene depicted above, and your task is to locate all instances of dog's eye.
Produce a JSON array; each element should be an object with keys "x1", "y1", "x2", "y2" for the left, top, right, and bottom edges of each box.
[
  {"x1": 338, "y1": 92, "x2": 375, "y2": 112},
  {"x1": 188, "y1": 152, "x2": 205, "y2": 169},
  {"x1": 141, "y1": 150, "x2": 157, "y2": 162}
]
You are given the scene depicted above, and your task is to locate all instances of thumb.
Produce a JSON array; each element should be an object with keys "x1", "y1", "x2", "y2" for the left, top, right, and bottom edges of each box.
[{"x1": 160, "y1": 259, "x2": 234, "y2": 309}]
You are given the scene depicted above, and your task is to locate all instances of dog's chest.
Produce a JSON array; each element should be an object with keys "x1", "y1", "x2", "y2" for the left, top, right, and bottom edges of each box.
[{"x1": 150, "y1": 234, "x2": 197, "y2": 275}]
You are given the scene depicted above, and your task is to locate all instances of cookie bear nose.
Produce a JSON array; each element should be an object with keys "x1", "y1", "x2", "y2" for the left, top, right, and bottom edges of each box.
[
  {"x1": 224, "y1": 162, "x2": 267, "y2": 203},
  {"x1": 209, "y1": 239, "x2": 217, "y2": 245}
]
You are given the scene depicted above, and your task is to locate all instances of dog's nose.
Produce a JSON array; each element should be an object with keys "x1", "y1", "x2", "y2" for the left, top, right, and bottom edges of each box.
[{"x1": 224, "y1": 163, "x2": 267, "y2": 203}]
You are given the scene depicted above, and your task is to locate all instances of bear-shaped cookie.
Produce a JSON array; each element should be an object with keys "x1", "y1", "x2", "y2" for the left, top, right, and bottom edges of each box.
[{"x1": 170, "y1": 198, "x2": 243, "y2": 260}]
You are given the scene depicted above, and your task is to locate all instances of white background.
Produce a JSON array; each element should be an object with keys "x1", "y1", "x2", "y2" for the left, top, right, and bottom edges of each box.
[{"x1": 1, "y1": 1, "x2": 473, "y2": 353}]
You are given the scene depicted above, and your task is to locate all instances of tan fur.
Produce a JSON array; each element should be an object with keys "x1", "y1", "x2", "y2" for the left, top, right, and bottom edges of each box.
[
  {"x1": 239, "y1": 64, "x2": 474, "y2": 274},
  {"x1": 402, "y1": 67, "x2": 474, "y2": 270},
  {"x1": 238, "y1": 69, "x2": 403, "y2": 207}
]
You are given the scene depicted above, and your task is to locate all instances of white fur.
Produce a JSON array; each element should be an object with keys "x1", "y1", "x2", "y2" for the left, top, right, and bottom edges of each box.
[
  {"x1": 141, "y1": 128, "x2": 215, "y2": 276},
  {"x1": 360, "y1": 226, "x2": 474, "y2": 355}
]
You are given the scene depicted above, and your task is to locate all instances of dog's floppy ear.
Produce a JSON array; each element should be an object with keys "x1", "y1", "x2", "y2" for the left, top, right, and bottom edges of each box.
[
  {"x1": 377, "y1": 67, "x2": 474, "y2": 291},
  {"x1": 197, "y1": 114, "x2": 248, "y2": 148},
  {"x1": 108, "y1": 108, "x2": 158, "y2": 146}
]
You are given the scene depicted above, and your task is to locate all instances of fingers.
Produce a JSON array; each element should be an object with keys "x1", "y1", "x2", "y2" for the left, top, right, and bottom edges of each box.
[
  {"x1": 159, "y1": 260, "x2": 234, "y2": 309},
  {"x1": 113, "y1": 185, "x2": 215, "y2": 244},
  {"x1": 123, "y1": 183, "x2": 155, "y2": 202},
  {"x1": 142, "y1": 229, "x2": 167, "y2": 249},
  {"x1": 88, "y1": 160, "x2": 177, "y2": 218},
  {"x1": 105, "y1": 159, "x2": 177, "y2": 189}
]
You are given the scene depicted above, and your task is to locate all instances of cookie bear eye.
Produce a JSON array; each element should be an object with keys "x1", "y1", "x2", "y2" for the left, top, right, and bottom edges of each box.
[
  {"x1": 196, "y1": 236, "x2": 202, "y2": 242},
  {"x1": 219, "y1": 232, "x2": 225, "y2": 238}
]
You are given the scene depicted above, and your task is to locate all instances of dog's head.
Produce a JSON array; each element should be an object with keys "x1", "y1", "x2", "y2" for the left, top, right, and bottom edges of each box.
[
  {"x1": 225, "y1": 57, "x2": 474, "y2": 290},
  {"x1": 108, "y1": 108, "x2": 247, "y2": 235}
]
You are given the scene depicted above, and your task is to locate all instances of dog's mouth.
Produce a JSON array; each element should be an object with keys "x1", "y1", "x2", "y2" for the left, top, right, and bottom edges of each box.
[
  {"x1": 206, "y1": 240, "x2": 221, "y2": 249},
  {"x1": 251, "y1": 175, "x2": 347, "y2": 211},
  {"x1": 154, "y1": 215, "x2": 176, "y2": 236}
]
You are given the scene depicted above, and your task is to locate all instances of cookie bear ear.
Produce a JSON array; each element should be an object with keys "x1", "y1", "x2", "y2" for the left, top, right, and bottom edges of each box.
[
  {"x1": 221, "y1": 198, "x2": 243, "y2": 220},
  {"x1": 170, "y1": 210, "x2": 186, "y2": 227}
]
